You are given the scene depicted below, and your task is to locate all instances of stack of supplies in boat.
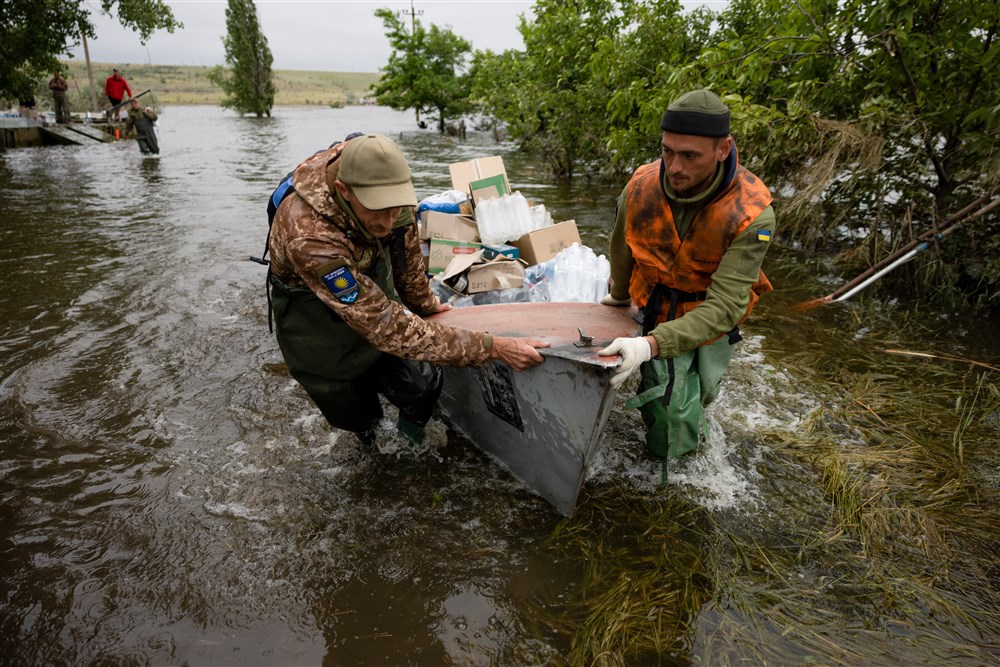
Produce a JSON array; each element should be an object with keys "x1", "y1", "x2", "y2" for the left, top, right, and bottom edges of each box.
[{"x1": 418, "y1": 155, "x2": 610, "y2": 306}]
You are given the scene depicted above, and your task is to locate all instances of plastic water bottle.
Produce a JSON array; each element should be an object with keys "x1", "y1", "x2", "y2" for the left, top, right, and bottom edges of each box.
[
  {"x1": 492, "y1": 198, "x2": 508, "y2": 243},
  {"x1": 576, "y1": 246, "x2": 595, "y2": 302},
  {"x1": 595, "y1": 255, "x2": 611, "y2": 302},
  {"x1": 551, "y1": 250, "x2": 568, "y2": 302},
  {"x1": 500, "y1": 195, "x2": 518, "y2": 242},
  {"x1": 476, "y1": 198, "x2": 501, "y2": 245},
  {"x1": 530, "y1": 204, "x2": 551, "y2": 231},
  {"x1": 475, "y1": 199, "x2": 491, "y2": 243},
  {"x1": 550, "y1": 243, "x2": 615, "y2": 302},
  {"x1": 511, "y1": 192, "x2": 533, "y2": 238},
  {"x1": 564, "y1": 243, "x2": 583, "y2": 301}
]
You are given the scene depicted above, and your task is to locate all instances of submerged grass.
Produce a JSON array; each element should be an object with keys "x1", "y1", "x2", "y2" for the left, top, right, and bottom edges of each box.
[
  {"x1": 543, "y1": 492, "x2": 716, "y2": 666},
  {"x1": 539, "y1": 309, "x2": 1000, "y2": 666}
]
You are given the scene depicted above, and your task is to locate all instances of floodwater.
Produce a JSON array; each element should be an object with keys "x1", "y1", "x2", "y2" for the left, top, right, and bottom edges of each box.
[{"x1": 1, "y1": 105, "x2": 998, "y2": 665}]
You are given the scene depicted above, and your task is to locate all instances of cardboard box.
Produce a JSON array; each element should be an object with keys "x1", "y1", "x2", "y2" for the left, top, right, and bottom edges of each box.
[
  {"x1": 468, "y1": 173, "x2": 509, "y2": 205},
  {"x1": 481, "y1": 243, "x2": 519, "y2": 260},
  {"x1": 437, "y1": 249, "x2": 525, "y2": 294},
  {"x1": 467, "y1": 260, "x2": 524, "y2": 293},
  {"x1": 428, "y1": 238, "x2": 482, "y2": 274},
  {"x1": 511, "y1": 219, "x2": 582, "y2": 266},
  {"x1": 449, "y1": 156, "x2": 509, "y2": 197},
  {"x1": 422, "y1": 210, "x2": 480, "y2": 242}
]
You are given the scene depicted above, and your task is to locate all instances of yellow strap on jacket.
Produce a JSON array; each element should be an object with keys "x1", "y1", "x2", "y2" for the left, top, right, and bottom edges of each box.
[{"x1": 624, "y1": 160, "x2": 773, "y2": 336}]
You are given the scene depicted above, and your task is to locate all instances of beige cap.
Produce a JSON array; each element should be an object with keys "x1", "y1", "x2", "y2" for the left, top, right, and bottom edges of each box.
[{"x1": 338, "y1": 135, "x2": 417, "y2": 210}]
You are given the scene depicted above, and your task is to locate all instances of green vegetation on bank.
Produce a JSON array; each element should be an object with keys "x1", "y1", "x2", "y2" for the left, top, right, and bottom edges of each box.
[
  {"x1": 356, "y1": 0, "x2": 997, "y2": 310},
  {"x1": 469, "y1": 0, "x2": 999, "y2": 312},
  {"x1": 371, "y1": 7, "x2": 472, "y2": 133},
  {"x1": 52, "y1": 60, "x2": 379, "y2": 108},
  {"x1": 0, "y1": 0, "x2": 181, "y2": 103}
]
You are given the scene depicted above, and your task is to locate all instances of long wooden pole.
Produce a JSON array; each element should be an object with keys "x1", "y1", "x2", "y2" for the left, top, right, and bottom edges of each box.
[
  {"x1": 793, "y1": 191, "x2": 1000, "y2": 310},
  {"x1": 843, "y1": 191, "x2": 998, "y2": 283},
  {"x1": 80, "y1": 26, "x2": 98, "y2": 113},
  {"x1": 106, "y1": 89, "x2": 151, "y2": 113},
  {"x1": 401, "y1": 0, "x2": 423, "y2": 127}
]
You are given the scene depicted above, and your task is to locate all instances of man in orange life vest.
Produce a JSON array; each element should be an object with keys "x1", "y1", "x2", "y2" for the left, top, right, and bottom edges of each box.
[{"x1": 598, "y1": 89, "x2": 776, "y2": 460}]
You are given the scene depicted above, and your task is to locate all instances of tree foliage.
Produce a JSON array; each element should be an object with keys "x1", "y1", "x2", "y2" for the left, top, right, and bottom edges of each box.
[
  {"x1": 0, "y1": 0, "x2": 181, "y2": 101},
  {"x1": 207, "y1": 0, "x2": 275, "y2": 118},
  {"x1": 474, "y1": 0, "x2": 1000, "y2": 310},
  {"x1": 372, "y1": 7, "x2": 472, "y2": 132},
  {"x1": 470, "y1": 0, "x2": 631, "y2": 177}
]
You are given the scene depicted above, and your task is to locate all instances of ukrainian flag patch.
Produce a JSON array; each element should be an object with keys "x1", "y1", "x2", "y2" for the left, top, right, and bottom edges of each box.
[
  {"x1": 757, "y1": 229, "x2": 772, "y2": 242},
  {"x1": 322, "y1": 264, "x2": 359, "y2": 304}
]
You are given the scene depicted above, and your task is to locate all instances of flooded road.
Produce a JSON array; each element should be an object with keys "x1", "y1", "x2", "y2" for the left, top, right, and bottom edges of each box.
[{"x1": 1, "y1": 105, "x2": 998, "y2": 665}]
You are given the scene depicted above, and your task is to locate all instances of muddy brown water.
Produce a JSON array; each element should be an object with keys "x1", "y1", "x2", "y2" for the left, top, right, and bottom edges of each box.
[{"x1": 2, "y1": 105, "x2": 997, "y2": 665}]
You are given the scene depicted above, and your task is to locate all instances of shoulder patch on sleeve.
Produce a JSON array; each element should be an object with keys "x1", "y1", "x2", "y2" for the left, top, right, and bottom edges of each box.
[
  {"x1": 757, "y1": 229, "x2": 772, "y2": 242},
  {"x1": 316, "y1": 258, "x2": 360, "y2": 304}
]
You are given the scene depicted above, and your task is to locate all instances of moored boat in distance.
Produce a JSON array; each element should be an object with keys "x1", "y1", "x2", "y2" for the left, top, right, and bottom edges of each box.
[{"x1": 429, "y1": 302, "x2": 640, "y2": 516}]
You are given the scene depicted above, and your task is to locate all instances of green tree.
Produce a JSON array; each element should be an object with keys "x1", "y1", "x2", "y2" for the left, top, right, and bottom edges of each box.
[
  {"x1": 471, "y1": 0, "x2": 628, "y2": 177},
  {"x1": 207, "y1": 0, "x2": 275, "y2": 118},
  {"x1": 475, "y1": 0, "x2": 1000, "y2": 309},
  {"x1": 591, "y1": 0, "x2": 715, "y2": 176},
  {"x1": 694, "y1": 0, "x2": 1000, "y2": 305},
  {"x1": 372, "y1": 7, "x2": 472, "y2": 133},
  {"x1": 0, "y1": 0, "x2": 181, "y2": 102}
]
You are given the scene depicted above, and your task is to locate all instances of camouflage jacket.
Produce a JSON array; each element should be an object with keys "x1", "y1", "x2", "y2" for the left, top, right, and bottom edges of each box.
[
  {"x1": 267, "y1": 144, "x2": 492, "y2": 367},
  {"x1": 48, "y1": 76, "x2": 68, "y2": 93},
  {"x1": 124, "y1": 107, "x2": 157, "y2": 132}
]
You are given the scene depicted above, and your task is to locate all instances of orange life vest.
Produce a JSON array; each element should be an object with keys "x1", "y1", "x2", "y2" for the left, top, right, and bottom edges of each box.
[{"x1": 625, "y1": 159, "x2": 773, "y2": 336}]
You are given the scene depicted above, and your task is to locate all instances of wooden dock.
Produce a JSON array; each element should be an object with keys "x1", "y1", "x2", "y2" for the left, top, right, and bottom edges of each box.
[
  {"x1": 1, "y1": 120, "x2": 114, "y2": 149},
  {"x1": 41, "y1": 124, "x2": 110, "y2": 146}
]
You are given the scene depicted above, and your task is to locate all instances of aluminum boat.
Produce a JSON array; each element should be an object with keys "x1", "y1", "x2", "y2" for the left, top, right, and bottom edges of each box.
[{"x1": 429, "y1": 301, "x2": 640, "y2": 515}]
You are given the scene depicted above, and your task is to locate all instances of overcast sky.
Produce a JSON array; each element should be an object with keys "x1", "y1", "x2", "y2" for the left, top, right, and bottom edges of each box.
[{"x1": 69, "y1": 0, "x2": 536, "y2": 73}]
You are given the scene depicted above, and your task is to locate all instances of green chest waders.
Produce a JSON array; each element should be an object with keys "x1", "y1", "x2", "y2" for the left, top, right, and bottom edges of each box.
[
  {"x1": 624, "y1": 286, "x2": 739, "y2": 476},
  {"x1": 270, "y1": 277, "x2": 382, "y2": 381},
  {"x1": 270, "y1": 238, "x2": 442, "y2": 442},
  {"x1": 269, "y1": 245, "x2": 391, "y2": 434}
]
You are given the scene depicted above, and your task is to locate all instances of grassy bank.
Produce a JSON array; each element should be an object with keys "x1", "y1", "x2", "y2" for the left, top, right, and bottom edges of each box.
[{"x1": 54, "y1": 61, "x2": 380, "y2": 108}]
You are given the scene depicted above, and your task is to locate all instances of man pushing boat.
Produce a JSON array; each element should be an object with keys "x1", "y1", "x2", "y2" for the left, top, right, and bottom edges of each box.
[
  {"x1": 599, "y1": 89, "x2": 777, "y2": 461},
  {"x1": 267, "y1": 134, "x2": 548, "y2": 446}
]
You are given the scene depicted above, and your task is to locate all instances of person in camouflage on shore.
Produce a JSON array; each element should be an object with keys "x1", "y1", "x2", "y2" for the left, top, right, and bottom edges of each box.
[{"x1": 267, "y1": 134, "x2": 548, "y2": 445}]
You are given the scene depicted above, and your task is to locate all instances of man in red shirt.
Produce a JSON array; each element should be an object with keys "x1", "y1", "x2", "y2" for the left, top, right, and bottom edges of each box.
[{"x1": 104, "y1": 68, "x2": 132, "y2": 122}]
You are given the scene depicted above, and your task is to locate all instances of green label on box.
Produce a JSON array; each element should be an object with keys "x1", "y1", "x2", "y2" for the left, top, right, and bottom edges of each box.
[{"x1": 469, "y1": 173, "x2": 509, "y2": 197}]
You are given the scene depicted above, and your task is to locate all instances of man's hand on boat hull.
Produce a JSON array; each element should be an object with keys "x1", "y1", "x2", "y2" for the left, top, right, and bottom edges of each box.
[
  {"x1": 490, "y1": 336, "x2": 550, "y2": 371},
  {"x1": 599, "y1": 336, "x2": 654, "y2": 387}
]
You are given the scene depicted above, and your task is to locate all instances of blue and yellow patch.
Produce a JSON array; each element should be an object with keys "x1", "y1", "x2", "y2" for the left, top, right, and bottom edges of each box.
[
  {"x1": 757, "y1": 229, "x2": 772, "y2": 242},
  {"x1": 322, "y1": 264, "x2": 359, "y2": 304}
]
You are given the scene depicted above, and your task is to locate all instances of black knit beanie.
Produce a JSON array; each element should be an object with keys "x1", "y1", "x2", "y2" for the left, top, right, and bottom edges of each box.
[{"x1": 660, "y1": 89, "x2": 730, "y2": 137}]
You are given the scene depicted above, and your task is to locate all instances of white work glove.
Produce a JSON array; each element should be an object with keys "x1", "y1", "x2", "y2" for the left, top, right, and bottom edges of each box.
[
  {"x1": 600, "y1": 294, "x2": 631, "y2": 307},
  {"x1": 599, "y1": 337, "x2": 652, "y2": 388}
]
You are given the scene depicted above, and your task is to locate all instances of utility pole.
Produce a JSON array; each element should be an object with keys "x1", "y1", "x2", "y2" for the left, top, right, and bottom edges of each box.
[
  {"x1": 399, "y1": 0, "x2": 425, "y2": 128},
  {"x1": 80, "y1": 24, "x2": 98, "y2": 113}
]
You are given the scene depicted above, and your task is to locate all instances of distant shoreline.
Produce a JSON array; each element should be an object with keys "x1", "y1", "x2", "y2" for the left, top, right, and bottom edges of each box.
[{"x1": 60, "y1": 61, "x2": 380, "y2": 107}]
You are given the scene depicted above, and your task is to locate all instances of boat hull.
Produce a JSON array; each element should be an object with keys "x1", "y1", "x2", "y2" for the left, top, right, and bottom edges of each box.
[{"x1": 429, "y1": 302, "x2": 640, "y2": 515}]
